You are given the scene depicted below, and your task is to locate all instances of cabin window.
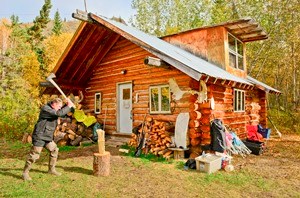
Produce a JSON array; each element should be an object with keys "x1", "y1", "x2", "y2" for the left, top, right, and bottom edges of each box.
[
  {"x1": 94, "y1": 92, "x2": 101, "y2": 114},
  {"x1": 149, "y1": 85, "x2": 171, "y2": 114},
  {"x1": 228, "y1": 33, "x2": 244, "y2": 70},
  {"x1": 233, "y1": 89, "x2": 245, "y2": 112}
]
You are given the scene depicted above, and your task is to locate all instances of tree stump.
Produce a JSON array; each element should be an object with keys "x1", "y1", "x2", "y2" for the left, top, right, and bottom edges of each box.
[{"x1": 93, "y1": 151, "x2": 110, "y2": 176}]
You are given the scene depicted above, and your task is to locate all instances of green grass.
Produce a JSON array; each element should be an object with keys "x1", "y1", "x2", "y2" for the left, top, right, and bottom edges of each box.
[
  {"x1": 1, "y1": 138, "x2": 300, "y2": 197},
  {"x1": 120, "y1": 143, "x2": 173, "y2": 164},
  {"x1": 58, "y1": 145, "x2": 77, "y2": 152}
]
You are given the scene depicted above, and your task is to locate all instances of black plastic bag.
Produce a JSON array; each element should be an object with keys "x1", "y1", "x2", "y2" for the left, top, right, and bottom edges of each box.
[
  {"x1": 92, "y1": 122, "x2": 103, "y2": 142},
  {"x1": 185, "y1": 159, "x2": 196, "y2": 169}
]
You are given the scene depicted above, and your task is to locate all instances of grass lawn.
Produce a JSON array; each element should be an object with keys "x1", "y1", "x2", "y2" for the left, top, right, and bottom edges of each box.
[{"x1": 0, "y1": 134, "x2": 299, "y2": 198}]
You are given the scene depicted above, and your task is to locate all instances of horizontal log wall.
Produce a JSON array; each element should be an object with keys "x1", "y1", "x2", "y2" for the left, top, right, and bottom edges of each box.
[
  {"x1": 201, "y1": 80, "x2": 267, "y2": 141},
  {"x1": 80, "y1": 37, "x2": 268, "y2": 146},
  {"x1": 82, "y1": 37, "x2": 192, "y2": 134}
]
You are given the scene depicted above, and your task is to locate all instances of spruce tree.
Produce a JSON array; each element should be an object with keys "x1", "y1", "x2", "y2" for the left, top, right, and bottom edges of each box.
[
  {"x1": 27, "y1": 0, "x2": 52, "y2": 77},
  {"x1": 52, "y1": 10, "x2": 63, "y2": 36},
  {"x1": 27, "y1": 0, "x2": 52, "y2": 43}
]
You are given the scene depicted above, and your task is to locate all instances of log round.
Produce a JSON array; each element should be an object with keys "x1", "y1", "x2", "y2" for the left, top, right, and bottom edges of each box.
[
  {"x1": 201, "y1": 132, "x2": 211, "y2": 139},
  {"x1": 189, "y1": 110, "x2": 202, "y2": 120},
  {"x1": 200, "y1": 125, "x2": 211, "y2": 133},
  {"x1": 190, "y1": 138, "x2": 201, "y2": 146},
  {"x1": 188, "y1": 120, "x2": 200, "y2": 128},
  {"x1": 93, "y1": 151, "x2": 110, "y2": 176},
  {"x1": 189, "y1": 130, "x2": 202, "y2": 139}
]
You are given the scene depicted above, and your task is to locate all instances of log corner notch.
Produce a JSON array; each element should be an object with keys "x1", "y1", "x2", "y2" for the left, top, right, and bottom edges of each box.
[{"x1": 144, "y1": 56, "x2": 170, "y2": 69}]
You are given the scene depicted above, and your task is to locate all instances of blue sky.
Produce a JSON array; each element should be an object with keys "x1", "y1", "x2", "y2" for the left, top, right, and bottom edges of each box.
[{"x1": 0, "y1": 0, "x2": 135, "y2": 23}]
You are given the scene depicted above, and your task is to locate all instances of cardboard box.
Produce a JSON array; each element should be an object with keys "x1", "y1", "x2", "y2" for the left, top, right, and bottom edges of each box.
[{"x1": 195, "y1": 154, "x2": 222, "y2": 174}]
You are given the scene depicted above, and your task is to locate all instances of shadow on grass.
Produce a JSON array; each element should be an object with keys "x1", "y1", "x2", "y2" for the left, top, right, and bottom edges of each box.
[
  {"x1": 0, "y1": 168, "x2": 46, "y2": 180},
  {"x1": 57, "y1": 165, "x2": 93, "y2": 175}
]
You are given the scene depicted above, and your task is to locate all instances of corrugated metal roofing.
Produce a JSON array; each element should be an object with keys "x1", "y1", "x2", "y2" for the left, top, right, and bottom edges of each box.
[
  {"x1": 247, "y1": 76, "x2": 281, "y2": 94},
  {"x1": 90, "y1": 14, "x2": 253, "y2": 85},
  {"x1": 47, "y1": 11, "x2": 280, "y2": 96}
]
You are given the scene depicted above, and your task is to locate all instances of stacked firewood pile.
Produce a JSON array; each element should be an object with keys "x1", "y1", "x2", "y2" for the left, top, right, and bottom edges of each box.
[
  {"x1": 128, "y1": 117, "x2": 175, "y2": 159},
  {"x1": 21, "y1": 93, "x2": 99, "y2": 146},
  {"x1": 53, "y1": 116, "x2": 95, "y2": 146},
  {"x1": 21, "y1": 115, "x2": 96, "y2": 146}
]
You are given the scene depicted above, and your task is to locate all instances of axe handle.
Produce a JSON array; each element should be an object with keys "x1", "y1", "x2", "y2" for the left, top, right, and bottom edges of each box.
[{"x1": 48, "y1": 78, "x2": 68, "y2": 99}]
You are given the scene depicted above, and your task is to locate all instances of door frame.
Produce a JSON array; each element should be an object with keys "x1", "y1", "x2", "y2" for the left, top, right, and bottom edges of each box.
[{"x1": 116, "y1": 81, "x2": 133, "y2": 133}]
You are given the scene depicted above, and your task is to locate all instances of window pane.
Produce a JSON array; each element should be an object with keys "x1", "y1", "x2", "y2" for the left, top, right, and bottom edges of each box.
[
  {"x1": 150, "y1": 88, "x2": 159, "y2": 112},
  {"x1": 95, "y1": 93, "x2": 101, "y2": 113},
  {"x1": 161, "y1": 87, "x2": 170, "y2": 111},
  {"x1": 234, "y1": 90, "x2": 237, "y2": 111},
  {"x1": 237, "y1": 40, "x2": 243, "y2": 55},
  {"x1": 238, "y1": 91, "x2": 241, "y2": 111},
  {"x1": 238, "y1": 56, "x2": 244, "y2": 70},
  {"x1": 123, "y1": 88, "x2": 130, "y2": 100},
  {"x1": 241, "y1": 92, "x2": 245, "y2": 111},
  {"x1": 233, "y1": 90, "x2": 245, "y2": 112},
  {"x1": 228, "y1": 34, "x2": 236, "y2": 51},
  {"x1": 229, "y1": 53, "x2": 236, "y2": 68}
]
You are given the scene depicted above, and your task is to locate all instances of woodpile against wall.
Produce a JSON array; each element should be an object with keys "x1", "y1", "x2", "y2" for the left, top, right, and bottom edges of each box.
[
  {"x1": 128, "y1": 117, "x2": 175, "y2": 159},
  {"x1": 21, "y1": 113, "x2": 96, "y2": 146},
  {"x1": 53, "y1": 116, "x2": 94, "y2": 146}
]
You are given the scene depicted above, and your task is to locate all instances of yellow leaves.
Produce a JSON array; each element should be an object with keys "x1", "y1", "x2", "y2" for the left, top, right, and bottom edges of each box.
[
  {"x1": 44, "y1": 33, "x2": 73, "y2": 72},
  {"x1": 22, "y1": 51, "x2": 41, "y2": 87},
  {"x1": 0, "y1": 19, "x2": 12, "y2": 54},
  {"x1": 161, "y1": 87, "x2": 170, "y2": 98}
]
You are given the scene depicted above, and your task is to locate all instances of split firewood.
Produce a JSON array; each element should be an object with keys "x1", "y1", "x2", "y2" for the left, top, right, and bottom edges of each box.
[
  {"x1": 129, "y1": 117, "x2": 174, "y2": 158},
  {"x1": 57, "y1": 139, "x2": 68, "y2": 146},
  {"x1": 77, "y1": 123, "x2": 85, "y2": 135},
  {"x1": 66, "y1": 129, "x2": 77, "y2": 136},
  {"x1": 70, "y1": 136, "x2": 83, "y2": 146},
  {"x1": 68, "y1": 134, "x2": 76, "y2": 140},
  {"x1": 61, "y1": 123, "x2": 67, "y2": 132},
  {"x1": 54, "y1": 132, "x2": 67, "y2": 143},
  {"x1": 163, "y1": 150, "x2": 173, "y2": 158}
]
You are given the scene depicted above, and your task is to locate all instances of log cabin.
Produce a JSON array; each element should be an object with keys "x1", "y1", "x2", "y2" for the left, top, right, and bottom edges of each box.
[{"x1": 42, "y1": 10, "x2": 280, "y2": 151}]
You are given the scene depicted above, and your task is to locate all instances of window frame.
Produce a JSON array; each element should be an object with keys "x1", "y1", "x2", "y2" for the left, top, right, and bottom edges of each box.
[
  {"x1": 228, "y1": 32, "x2": 244, "y2": 70},
  {"x1": 233, "y1": 89, "x2": 245, "y2": 112},
  {"x1": 149, "y1": 84, "x2": 171, "y2": 114},
  {"x1": 94, "y1": 92, "x2": 101, "y2": 114}
]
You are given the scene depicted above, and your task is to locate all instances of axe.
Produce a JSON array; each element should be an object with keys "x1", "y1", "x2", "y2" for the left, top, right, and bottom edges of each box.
[{"x1": 46, "y1": 73, "x2": 67, "y2": 99}]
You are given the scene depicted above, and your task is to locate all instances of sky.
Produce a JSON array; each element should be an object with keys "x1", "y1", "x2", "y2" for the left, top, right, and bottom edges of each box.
[{"x1": 0, "y1": 0, "x2": 136, "y2": 23}]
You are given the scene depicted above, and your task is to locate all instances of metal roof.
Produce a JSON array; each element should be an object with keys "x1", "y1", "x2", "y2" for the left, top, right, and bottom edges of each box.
[
  {"x1": 89, "y1": 13, "x2": 253, "y2": 85},
  {"x1": 247, "y1": 76, "x2": 281, "y2": 94},
  {"x1": 43, "y1": 11, "x2": 280, "y2": 95}
]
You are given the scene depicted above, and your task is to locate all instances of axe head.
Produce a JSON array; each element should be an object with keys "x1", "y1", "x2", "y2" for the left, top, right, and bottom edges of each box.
[{"x1": 46, "y1": 73, "x2": 56, "y2": 81}]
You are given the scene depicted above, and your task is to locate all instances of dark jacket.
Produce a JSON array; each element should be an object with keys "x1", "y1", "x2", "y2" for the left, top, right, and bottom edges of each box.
[{"x1": 32, "y1": 102, "x2": 72, "y2": 142}]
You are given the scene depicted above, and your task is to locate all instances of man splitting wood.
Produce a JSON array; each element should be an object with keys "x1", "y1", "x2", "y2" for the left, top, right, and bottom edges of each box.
[{"x1": 22, "y1": 98, "x2": 75, "y2": 181}]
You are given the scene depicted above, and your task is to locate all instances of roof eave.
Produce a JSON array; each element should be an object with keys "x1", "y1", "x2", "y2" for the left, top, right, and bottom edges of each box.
[{"x1": 247, "y1": 76, "x2": 281, "y2": 95}]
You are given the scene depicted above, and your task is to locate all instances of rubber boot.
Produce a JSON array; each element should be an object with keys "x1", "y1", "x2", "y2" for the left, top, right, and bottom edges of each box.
[
  {"x1": 22, "y1": 146, "x2": 42, "y2": 181},
  {"x1": 48, "y1": 157, "x2": 61, "y2": 176},
  {"x1": 22, "y1": 163, "x2": 32, "y2": 181}
]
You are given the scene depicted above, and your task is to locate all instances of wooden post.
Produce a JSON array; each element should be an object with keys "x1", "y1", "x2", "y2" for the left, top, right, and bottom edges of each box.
[{"x1": 93, "y1": 129, "x2": 110, "y2": 176}]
